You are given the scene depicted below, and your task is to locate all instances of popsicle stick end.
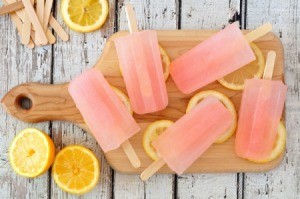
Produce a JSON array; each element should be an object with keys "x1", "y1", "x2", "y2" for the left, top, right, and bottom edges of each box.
[
  {"x1": 121, "y1": 140, "x2": 141, "y2": 168},
  {"x1": 245, "y1": 23, "x2": 273, "y2": 43},
  {"x1": 140, "y1": 158, "x2": 165, "y2": 181},
  {"x1": 27, "y1": 41, "x2": 35, "y2": 49},
  {"x1": 124, "y1": 3, "x2": 139, "y2": 33},
  {"x1": 263, "y1": 50, "x2": 277, "y2": 80}
]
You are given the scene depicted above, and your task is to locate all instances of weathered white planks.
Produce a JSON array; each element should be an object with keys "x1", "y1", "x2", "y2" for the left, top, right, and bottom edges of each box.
[
  {"x1": 244, "y1": 0, "x2": 300, "y2": 198},
  {"x1": 180, "y1": 0, "x2": 241, "y2": 29},
  {"x1": 0, "y1": 2, "x2": 52, "y2": 198},
  {"x1": 1, "y1": 0, "x2": 300, "y2": 198},
  {"x1": 49, "y1": 0, "x2": 116, "y2": 198},
  {"x1": 113, "y1": 0, "x2": 177, "y2": 199},
  {"x1": 176, "y1": 1, "x2": 240, "y2": 198}
]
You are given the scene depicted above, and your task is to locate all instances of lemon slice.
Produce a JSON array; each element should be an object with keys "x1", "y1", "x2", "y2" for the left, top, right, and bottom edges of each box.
[
  {"x1": 111, "y1": 86, "x2": 133, "y2": 115},
  {"x1": 186, "y1": 90, "x2": 237, "y2": 143},
  {"x1": 52, "y1": 145, "x2": 100, "y2": 195},
  {"x1": 218, "y1": 43, "x2": 265, "y2": 90},
  {"x1": 159, "y1": 45, "x2": 171, "y2": 81},
  {"x1": 143, "y1": 120, "x2": 174, "y2": 160},
  {"x1": 9, "y1": 128, "x2": 55, "y2": 178},
  {"x1": 247, "y1": 121, "x2": 286, "y2": 163},
  {"x1": 61, "y1": 0, "x2": 109, "y2": 33}
]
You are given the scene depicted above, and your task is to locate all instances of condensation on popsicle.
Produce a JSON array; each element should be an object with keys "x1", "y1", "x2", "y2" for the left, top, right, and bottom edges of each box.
[
  {"x1": 115, "y1": 30, "x2": 168, "y2": 114},
  {"x1": 68, "y1": 68, "x2": 140, "y2": 153},
  {"x1": 170, "y1": 22, "x2": 256, "y2": 94},
  {"x1": 152, "y1": 97, "x2": 233, "y2": 175},
  {"x1": 235, "y1": 79, "x2": 287, "y2": 160}
]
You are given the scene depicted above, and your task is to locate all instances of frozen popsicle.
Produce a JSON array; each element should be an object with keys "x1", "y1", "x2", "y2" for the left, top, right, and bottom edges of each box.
[
  {"x1": 69, "y1": 68, "x2": 141, "y2": 168},
  {"x1": 141, "y1": 97, "x2": 233, "y2": 180},
  {"x1": 170, "y1": 22, "x2": 273, "y2": 94},
  {"x1": 235, "y1": 51, "x2": 287, "y2": 161},
  {"x1": 114, "y1": 3, "x2": 168, "y2": 114}
]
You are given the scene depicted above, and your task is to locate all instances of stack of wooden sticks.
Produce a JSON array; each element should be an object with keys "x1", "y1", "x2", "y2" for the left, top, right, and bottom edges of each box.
[{"x1": 0, "y1": 0, "x2": 69, "y2": 48}]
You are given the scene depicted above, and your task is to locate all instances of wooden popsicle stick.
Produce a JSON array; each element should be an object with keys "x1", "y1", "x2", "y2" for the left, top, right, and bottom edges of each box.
[
  {"x1": 5, "y1": 0, "x2": 25, "y2": 18},
  {"x1": 49, "y1": 16, "x2": 69, "y2": 41},
  {"x1": 124, "y1": 3, "x2": 139, "y2": 33},
  {"x1": 35, "y1": 0, "x2": 45, "y2": 45},
  {"x1": 46, "y1": 29, "x2": 56, "y2": 44},
  {"x1": 17, "y1": 10, "x2": 64, "y2": 43},
  {"x1": 140, "y1": 158, "x2": 165, "y2": 181},
  {"x1": 43, "y1": 0, "x2": 53, "y2": 32},
  {"x1": 7, "y1": 2, "x2": 56, "y2": 45},
  {"x1": 22, "y1": 0, "x2": 48, "y2": 45},
  {"x1": 263, "y1": 51, "x2": 276, "y2": 80},
  {"x1": 13, "y1": 13, "x2": 35, "y2": 48},
  {"x1": 21, "y1": 0, "x2": 33, "y2": 45},
  {"x1": 1, "y1": 0, "x2": 34, "y2": 48},
  {"x1": 31, "y1": 29, "x2": 56, "y2": 45},
  {"x1": 245, "y1": 23, "x2": 272, "y2": 43},
  {"x1": 5, "y1": 0, "x2": 25, "y2": 21},
  {"x1": 121, "y1": 140, "x2": 141, "y2": 168},
  {"x1": 2, "y1": 0, "x2": 66, "y2": 44},
  {"x1": 0, "y1": 1, "x2": 23, "y2": 15},
  {"x1": 119, "y1": 2, "x2": 142, "y2": 169}
]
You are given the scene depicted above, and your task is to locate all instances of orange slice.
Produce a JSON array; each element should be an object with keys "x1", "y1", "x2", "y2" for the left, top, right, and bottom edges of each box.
[{"x1": 52, "y1": 145, "x2": 100, "y2": 195}]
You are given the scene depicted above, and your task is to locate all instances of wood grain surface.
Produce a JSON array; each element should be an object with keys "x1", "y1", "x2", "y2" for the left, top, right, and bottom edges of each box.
[
  {"x1": 1, "y1": 30, "x2": 285, "y2": 174},
  {"x1": 0, "y1": 0, "x2": 299, "y2": 198}
]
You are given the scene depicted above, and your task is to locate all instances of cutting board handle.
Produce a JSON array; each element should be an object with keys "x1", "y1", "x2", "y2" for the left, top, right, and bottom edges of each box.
[{"x1": 1, "y1": 83, "x2": 83, "y2": 123}]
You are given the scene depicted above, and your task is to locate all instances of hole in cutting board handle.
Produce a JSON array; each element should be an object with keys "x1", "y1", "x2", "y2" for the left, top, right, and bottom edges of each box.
[{"x1": 15, "y1": 95, "x2": 32, "y2": 111}]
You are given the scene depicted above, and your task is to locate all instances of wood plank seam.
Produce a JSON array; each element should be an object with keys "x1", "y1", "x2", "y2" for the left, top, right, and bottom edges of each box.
[
  {"x1": 238, "y1": 1, "x2": 247, "y2": 198},
  {"x1": 47, "y1": 2, "x2": 56, "y2": 194},
  {"x1": 174, "y1": 1, "x2": 181, "y2": 198},
  {"x1": 47, "y1": 0, "x2": 56, "y2": 198}
]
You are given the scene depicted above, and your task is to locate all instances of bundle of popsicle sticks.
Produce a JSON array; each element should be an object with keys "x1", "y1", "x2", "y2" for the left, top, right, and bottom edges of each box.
[{"x1": 0, "y1": 0, "x2": 69, "y2": 48}]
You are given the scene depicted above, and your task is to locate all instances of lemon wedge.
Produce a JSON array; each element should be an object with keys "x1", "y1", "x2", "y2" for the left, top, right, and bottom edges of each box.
[
  {"x1": 159, "y1": 45, "x2": 171, "y2": 81},
  {"x1": 111, "y1": 86, "x2": 133, "y2": 115},
  {"x1": 9, "y1": 128, "x2": 55, "y2": 178},
  {"x1": 143, "y1": 120, "x2": 174, "y2": 160},
  {"x1": 61, "y1": 0, "x2": 109, "y2": 33},
  {"x1": 218, "y1": 43, "x2": 265, "y2": 90},
  {"x1": 247, "y1": 121, "x2": 286, "y2": 163}
]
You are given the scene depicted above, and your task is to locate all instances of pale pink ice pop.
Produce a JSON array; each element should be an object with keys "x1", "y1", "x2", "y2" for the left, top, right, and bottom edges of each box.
[
  {"x1": 141, "y1": 97, "x2": 233, "y2": 179},
  {"x1": 235, "y1": 79, "x2": 287, "y2": 160},
  {"x1": 115, "y1": 30, "x2": 168, "y2": 114},
  {"x1": 170, "y1": 22, "x2": 256, "y2": 94},
  {"x1": 235, "y1": 51, "x2": 287, "y2": 161},
  {"x1": 68, "y1": 68, "x2": 140, "y2": 153}
]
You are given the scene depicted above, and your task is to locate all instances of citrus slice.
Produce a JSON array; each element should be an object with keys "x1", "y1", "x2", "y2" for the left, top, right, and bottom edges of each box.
[
  {"x1": 186, "y1": 90, "x2": 237, "y2": 143},
  {"x1": 247, "y1": 121, "x2": 286, "y2": 163},
  {"x1": 61, "y1": 0, "x2": 109, "y2": 33},
  {"x1": 52, "y1": 145, "x2": 100, "y2": 195},
  {"x1": 143, "y1": 120, "x2": 174, "y2": 160},
  {"x1": 159, "y1": 45, "x2": 171, "y2": 81},
  {"x1": 111, "y1": 86, "x2": 133, "y2": 115},
  {"x1": 9, "y1": 128, "x2": 55, "y2": 178},
  {"x1": 218, "y1": 43, "x2": 265, "y2": 90}
]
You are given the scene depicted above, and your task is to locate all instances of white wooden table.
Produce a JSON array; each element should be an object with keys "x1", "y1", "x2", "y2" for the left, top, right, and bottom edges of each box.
[{"x1": 0, "y1": 0, "x2": 299, "y2": 198}]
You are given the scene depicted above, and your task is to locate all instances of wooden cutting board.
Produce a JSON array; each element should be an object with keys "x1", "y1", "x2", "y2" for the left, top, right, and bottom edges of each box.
[{"x1": 1, "y1": 30, "x2": 285, "y2": 174}]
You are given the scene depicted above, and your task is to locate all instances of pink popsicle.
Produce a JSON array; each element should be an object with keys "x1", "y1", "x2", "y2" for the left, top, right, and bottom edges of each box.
[
  {"x1": 152, "y1": 97, "x2": 233, "y2": 175},
  {"x1": 170, "y1": 22, "x2": 256, "y2": 94},
  {"x1": 68, "y1": 68, "x2": 140, "y2": 153},
  {"x1": 114, "y1": 30, "x2": 168, "y2": 114},
  {"x1": 235, "y1": 79, "x2": 287, "y2": 160}
]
